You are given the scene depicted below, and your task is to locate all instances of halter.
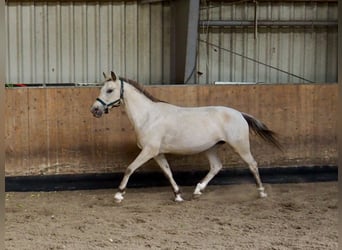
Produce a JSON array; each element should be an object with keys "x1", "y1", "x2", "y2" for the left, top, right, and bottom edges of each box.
[{"x1": 96, "y1": 79, "x2": 124, "y2": 113}]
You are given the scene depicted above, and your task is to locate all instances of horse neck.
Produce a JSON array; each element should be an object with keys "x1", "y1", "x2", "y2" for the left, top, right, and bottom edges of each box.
[{"x1": 122, "y1": 83, "x2": 155, "y2": 129}]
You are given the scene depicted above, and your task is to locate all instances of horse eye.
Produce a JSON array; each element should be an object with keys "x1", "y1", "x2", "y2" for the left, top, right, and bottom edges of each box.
[{"x1": 106, "y1": 89, "x2": 114, "y2": 94}]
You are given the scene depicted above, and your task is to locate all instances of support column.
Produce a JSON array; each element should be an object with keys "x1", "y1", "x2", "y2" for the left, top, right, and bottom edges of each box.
[
  {"x1": 170, "y1": 0, "x2": 200, "y2": 84},
  {"x1": 0, "y1": 0, "x2": 5, "y2": 248}
]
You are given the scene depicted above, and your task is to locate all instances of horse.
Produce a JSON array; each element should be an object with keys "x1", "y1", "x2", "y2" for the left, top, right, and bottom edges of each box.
[{"x1": 90, "y1": 71, "x2": 281, "y2": 202}]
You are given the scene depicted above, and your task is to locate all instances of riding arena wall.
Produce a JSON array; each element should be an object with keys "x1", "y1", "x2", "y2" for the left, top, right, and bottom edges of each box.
[{"x1": 5, "y1": 83, "x2": 337, "y2": 177}]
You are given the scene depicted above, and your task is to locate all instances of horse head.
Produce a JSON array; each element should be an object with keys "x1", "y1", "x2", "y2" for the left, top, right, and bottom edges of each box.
[{"x1": 91, "y1": 71, "x2": 124, "y2": 118}]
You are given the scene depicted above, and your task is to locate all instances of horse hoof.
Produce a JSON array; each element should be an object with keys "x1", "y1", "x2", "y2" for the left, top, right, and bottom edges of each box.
[
  {"x1": 193, "y1": 187, "x2": 202, "y2": 199},
  {"x1": 114, "y1": 192, "x2": 124, "y2": 203},
  {"x1": 259, "y1": 192, "x2": 267, "y2": 198},
  {"x1": 174, "y1": 194, "x2": 184, "y2": 202},
  {"x1": 192, "y1": 193, "x2": 202, "y2": 199}
]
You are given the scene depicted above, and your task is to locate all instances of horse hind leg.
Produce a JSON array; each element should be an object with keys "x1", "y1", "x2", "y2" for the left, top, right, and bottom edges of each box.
[
  {"x1": 233, "y1": 142, "x2": 267, "y2": 198},
  {"x1": 245, "y1": 155, "x2": 267, "y2": 198},
  {"x1": 193, "y1": 146, "x2": 222, "y2": 198}
]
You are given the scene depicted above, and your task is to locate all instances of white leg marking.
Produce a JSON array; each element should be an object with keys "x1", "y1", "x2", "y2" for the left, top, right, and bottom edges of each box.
[
  {"x1": 114, "y1": 192, "x2": 125, "y2": 203},
  {"x1": 258, "y1": 187, "x2": 267, "y2": 198},
  {"x1": 174, "y1": 194, "x2": 184, "y2": 202}
]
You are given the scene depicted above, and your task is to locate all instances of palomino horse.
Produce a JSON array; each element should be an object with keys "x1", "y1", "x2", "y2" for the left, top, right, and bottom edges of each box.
[{"x1": 91, "y1": 71, "x2": 281, "y2": 202}]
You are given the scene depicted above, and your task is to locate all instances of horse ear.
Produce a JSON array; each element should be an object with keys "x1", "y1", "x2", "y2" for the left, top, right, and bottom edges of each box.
[
  {"x1": 111, "y1": 71, "x2": 117, "y2": 81},
  {"x1": 103, "y1": 72, "x2": 107, "y2": 79}
]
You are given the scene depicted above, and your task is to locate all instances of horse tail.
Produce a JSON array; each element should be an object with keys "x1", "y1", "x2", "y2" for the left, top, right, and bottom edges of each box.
[{"x1": 242, "y1": 112, "x2": 282, "y2": 150}]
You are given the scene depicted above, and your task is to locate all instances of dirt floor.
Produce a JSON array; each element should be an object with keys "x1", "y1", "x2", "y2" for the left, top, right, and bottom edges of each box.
[{"x1": 5, "y1": 182, "x2": 337, "y2": 250}]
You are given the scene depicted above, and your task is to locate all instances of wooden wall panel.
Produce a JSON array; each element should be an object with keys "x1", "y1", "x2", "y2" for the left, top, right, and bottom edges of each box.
[
  {"x1": 6, "y1": 89, "x2": 30, "y2": 174},
  {"x1": 27, "y1": 89, "x2": 48, "y2": 174},
  {"x1": 5, "y1": 84, "x2": 337, "y2": 176}
]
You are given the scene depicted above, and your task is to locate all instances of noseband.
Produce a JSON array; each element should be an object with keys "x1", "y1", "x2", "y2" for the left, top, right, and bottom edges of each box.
[{"x1": 96, "y1": 79, "x2": 124, "y2": 113}]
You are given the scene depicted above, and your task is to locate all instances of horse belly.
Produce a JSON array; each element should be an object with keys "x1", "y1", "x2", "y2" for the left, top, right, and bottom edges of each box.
[{"x1": 160, "y1": 127, "x2": 221, "y2": 154}]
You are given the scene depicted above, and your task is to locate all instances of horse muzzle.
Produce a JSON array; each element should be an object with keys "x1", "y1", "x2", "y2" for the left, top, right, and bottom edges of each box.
[{"x1": 91, "y1": 106, "x2": 104, "y2": 118}]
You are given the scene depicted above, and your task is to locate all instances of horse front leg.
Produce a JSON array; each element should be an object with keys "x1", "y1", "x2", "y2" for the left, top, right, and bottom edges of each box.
[
  {"x1": 114, "y1": 147, "x2": 157, "y2": 203},
  {"x1": 154, "y1": 154, "x2": 183, "y2": 202}
]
